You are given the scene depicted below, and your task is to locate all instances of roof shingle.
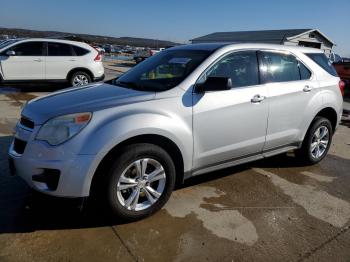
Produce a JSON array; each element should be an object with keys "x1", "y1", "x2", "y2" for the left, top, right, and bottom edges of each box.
[{"x1": 191, "y1": 29, "x2": 312, "y2": 43}]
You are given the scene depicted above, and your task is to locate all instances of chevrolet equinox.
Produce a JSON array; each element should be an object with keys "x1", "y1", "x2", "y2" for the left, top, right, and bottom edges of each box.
[{"x1": 9, "y1": 43, "x2": 343, "y2": 220}]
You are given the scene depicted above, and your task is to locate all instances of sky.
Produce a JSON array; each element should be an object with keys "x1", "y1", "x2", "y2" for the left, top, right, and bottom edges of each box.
[{"x1": 0, "y1": 0, "x2": 349, "y2": 56}]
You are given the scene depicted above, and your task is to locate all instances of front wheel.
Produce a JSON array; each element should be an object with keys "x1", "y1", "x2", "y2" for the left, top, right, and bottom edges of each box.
[
  {"x1": 295, "y1": 116, "x2": 333, "y2": 165},
  {"x1": 104, "y1": 143, "x2": 176, "y2": 221}
]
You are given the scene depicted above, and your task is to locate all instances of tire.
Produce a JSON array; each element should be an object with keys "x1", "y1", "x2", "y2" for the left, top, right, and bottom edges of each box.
[
  {"x1": 295, "y1": 116, "x2": 333, "y2": 165},
  {"x1": 70, "y1": 71, "x2": 91, "y2": 87},
  {"x1": 103, "y1": 143, "x2": 176, "y2": 221}
]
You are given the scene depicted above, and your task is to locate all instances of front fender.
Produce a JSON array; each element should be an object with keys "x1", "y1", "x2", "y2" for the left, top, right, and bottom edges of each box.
[{"x1": 77, "y1": 109, "x2": 193, "y2": 195}]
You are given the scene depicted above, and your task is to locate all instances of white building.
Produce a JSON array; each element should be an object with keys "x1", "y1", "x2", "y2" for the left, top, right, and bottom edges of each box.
[{"x1": 191, "y1": 29, "x2": 335, "y2": 55}]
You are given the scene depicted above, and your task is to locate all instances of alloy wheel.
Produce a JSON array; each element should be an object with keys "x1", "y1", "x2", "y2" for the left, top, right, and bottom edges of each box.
[
  {"x1": 73, "y1": 74, "x2": 89, "y2": 86},
  {"x1": 310, "y1": 125, "x2": 329, "y2": 159},
  {"x1": 116, "y1": 158, "x2": 166, "y2": 211}
]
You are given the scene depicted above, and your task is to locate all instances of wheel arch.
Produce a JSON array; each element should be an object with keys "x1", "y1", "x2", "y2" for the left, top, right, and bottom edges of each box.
[
  {"x1": 89, "y1": 134, "x2": 185, "y2": 196},
  {"x1": 67, "y1": 67, "x2": 94, "y2": 82},
  {"x1": 299, "y1": 106, "x2": 339, "y2": 147},
  {"x1": 314, "y1": 107, "x2": 338, "y2": 132}
]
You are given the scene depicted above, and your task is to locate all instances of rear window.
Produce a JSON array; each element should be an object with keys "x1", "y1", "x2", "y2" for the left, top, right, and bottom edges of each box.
[
  {"x1": 48, "y1": 42, "x2": 74, "y2": 56},
  {"x1": 306, "y1": 53, "x2": 338, "y2": 76},
  {"x1": 73, "y1": 46, "x2": 89, "y2": 56}
]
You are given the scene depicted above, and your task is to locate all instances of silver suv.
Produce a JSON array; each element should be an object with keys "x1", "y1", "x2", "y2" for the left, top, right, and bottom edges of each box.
[{"x1": 9, "y1": 43, "x2": 343, "y2": 220}]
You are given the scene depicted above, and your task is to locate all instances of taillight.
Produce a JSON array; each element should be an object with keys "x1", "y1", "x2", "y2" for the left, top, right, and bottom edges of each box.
[
  {"x1": 92, "y1": 47, "x2": 102, "y2": 62},
  {"x1": 339, "y1": 80, "x2": 345, "y2": 96},
  {"x1": 94, "y1": 52, "x2": 102, "y2": 62}
]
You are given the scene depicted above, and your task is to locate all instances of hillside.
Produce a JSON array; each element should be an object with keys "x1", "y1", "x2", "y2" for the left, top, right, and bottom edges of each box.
[{"x1": 0, "y1": 27, "x2": 179, "y2": 48}]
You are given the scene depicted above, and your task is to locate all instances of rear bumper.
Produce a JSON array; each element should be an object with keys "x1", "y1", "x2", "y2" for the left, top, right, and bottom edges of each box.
[{"x1": 94, "y1": 74, "x2": 105, "y2": 82}]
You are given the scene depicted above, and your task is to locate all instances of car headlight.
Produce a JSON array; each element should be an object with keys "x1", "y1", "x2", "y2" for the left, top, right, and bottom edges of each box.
[{"x1": 36, "y1": 112, "x2": 92, "y2": 145}]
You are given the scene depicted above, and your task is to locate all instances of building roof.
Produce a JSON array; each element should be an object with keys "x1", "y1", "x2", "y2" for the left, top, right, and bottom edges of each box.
[
  {"x1": 169, "y1": 43, "x2": 229, "y2": 51},
  {"x1": 191, "y1": 29, "x2": 335, "y2": 45},
  {"x1": 170, "y1": 42, "x2": 324, "y2": 55}
]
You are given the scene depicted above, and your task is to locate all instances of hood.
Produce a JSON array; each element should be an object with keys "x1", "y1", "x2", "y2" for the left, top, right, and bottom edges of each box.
[{"x1": 22, "y1": 83, "x2": 155, "y2": 124}]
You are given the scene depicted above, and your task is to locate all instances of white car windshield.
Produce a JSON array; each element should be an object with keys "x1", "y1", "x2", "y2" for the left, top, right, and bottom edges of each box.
[
  {"x1": 0, "y1": 39, "x2": 20, "y2": 50},
  {"x1": 114, "y1": 49, "x2": 212, "y2": 92}
]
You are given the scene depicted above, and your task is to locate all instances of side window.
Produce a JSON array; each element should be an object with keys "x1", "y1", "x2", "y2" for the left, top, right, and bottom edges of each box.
[
  {"x1": 72, "y1": 46, "x2": 89, "y2": 56},
  {"x1": 48, "y1": 43, "x2": 74, "y2": 56},
  {"x1": 299, "y1": 62, "x2": 311, "y2": 80},
  {"x1": 306, "y1": 53, "x2": 338, "y2": 76},
  {"x1": 199, "y1": 51, "x2": 259, "y2": 88},
  {"x1": 260, "y1": 51, "x2": 300, "y2": 83},
  {"x1": 9, "y1": 42, "x2": 44, "y2": 56}
]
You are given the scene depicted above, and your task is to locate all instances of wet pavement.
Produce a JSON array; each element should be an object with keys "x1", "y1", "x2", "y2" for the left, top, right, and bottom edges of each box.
[{"x1": 1, "y1": 66, "x2": 350, "y2": 261}]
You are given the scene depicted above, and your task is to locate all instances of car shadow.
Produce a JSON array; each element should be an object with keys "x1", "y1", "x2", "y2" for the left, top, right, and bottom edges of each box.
[
  {"x1": 0, "y1": 83, "x2": 70, "y2": 93},
  {"x1": 0, "y1": 134, "x2": 349, "y2": 234}
]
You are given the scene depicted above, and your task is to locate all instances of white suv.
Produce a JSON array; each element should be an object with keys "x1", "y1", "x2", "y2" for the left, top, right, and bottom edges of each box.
[{"x1": 0, "y1": 38, "x2": 104, "y2": 86}]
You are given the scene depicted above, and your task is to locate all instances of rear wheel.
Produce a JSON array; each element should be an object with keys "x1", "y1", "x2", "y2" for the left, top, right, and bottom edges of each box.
[
  {"x1": 70, "y1": 71, "x2": 91, "y2": 87},
  {"x1": 103, "y1": 143, "x2": 176, "y2": 221},
  {"x1": 295, "y1": 117, "x2": 333, "y2": 165}
]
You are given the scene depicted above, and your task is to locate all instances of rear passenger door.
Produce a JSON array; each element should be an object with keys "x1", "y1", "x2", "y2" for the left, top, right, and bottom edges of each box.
[
  {"x1": 259, "y1": 50, "x2": 318, "y2": 150},
  {"x1": 45, "y1": 42, "x2": 79, "y2": 80}
]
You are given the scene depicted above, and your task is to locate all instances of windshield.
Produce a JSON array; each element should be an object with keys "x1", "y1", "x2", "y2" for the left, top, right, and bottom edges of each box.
[
  {"x1": 0, "y1": 39, "x2": 20, "y2": 50},
  {"x1": 114, "y1": 49, "x2": 211, "y2": 92}
]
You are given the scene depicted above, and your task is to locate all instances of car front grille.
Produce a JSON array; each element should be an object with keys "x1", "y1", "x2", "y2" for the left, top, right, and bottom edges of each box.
[
  {"x1": 13, "y1": 138, "x2": 27, "y2": 155},
  {"x1": 20, "y1": 117, "x2": 35, "y2": 129}
]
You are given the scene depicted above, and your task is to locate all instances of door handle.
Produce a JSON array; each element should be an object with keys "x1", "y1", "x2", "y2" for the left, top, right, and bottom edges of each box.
[
  {"x1": 251, "y1": 94, "x2": 266, "y2": 103},
  {"x1": 303, "y1": 85, "x2": 312, "y2": 92},
  {"x1": 69, "y1": 59, "x2": 77, "y2": 61},
  {"x1": 33, "y1": 59, "x2": 42, "y2": 62}
]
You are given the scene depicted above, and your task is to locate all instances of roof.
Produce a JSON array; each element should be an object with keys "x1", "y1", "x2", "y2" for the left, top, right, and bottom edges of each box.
[
  {"x1": 0, "y1": 38, "x2": 92, "y2": 51},
  {"x1": 191, "y1": 29, "x2": 335, "y2": 45}
]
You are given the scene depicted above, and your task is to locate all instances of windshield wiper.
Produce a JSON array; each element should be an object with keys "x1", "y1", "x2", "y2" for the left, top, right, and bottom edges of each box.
[{"x1": 114, "y1": 81, "x2": 145, "y2": 91}]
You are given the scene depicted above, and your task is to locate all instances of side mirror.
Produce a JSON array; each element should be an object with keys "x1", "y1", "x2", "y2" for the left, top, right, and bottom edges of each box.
[
  {"x1": 6, "y1": 50, "x2": 15, "y2": 56},
  {"x1": 195, "y1": 77, "x2": 232, "y2": 93}
]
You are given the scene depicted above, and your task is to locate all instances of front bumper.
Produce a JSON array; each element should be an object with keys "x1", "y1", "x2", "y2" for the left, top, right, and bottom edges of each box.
[{"x1": 8, "y1": 122, "x2": 96, "y2": 197}]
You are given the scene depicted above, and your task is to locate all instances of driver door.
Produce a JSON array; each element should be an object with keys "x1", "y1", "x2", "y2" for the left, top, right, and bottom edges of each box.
[
  {"x1": 0, "y1": 41, "x2": 45, "y2": 80},
  {"x1": 192, "y1": 51, "x2": 269, "y2": 170}
]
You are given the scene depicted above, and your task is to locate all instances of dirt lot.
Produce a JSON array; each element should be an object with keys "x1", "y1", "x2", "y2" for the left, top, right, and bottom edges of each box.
[{"x1": 1, "y1": 61, "x2": 350, "y2": 261}]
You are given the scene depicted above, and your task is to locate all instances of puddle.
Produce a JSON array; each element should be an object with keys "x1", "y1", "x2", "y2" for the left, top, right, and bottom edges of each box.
[
  {"x1": 253, "y1": 168, "x2": 350, "y2": 227},
  {"x1": 4, "y1": 92, "x2": 37, "y2": 106},
  {"x1": 165, "y1": 186, "x2": 258, "y2": 245}
]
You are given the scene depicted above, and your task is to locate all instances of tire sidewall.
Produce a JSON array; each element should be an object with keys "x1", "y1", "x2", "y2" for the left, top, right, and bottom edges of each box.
[
  {"x1": 106, "y1": 144, "x2": 176, "y2": 220},
  {"x1": 305, "y1": 117, "x2": 333, "y2": 164}
]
